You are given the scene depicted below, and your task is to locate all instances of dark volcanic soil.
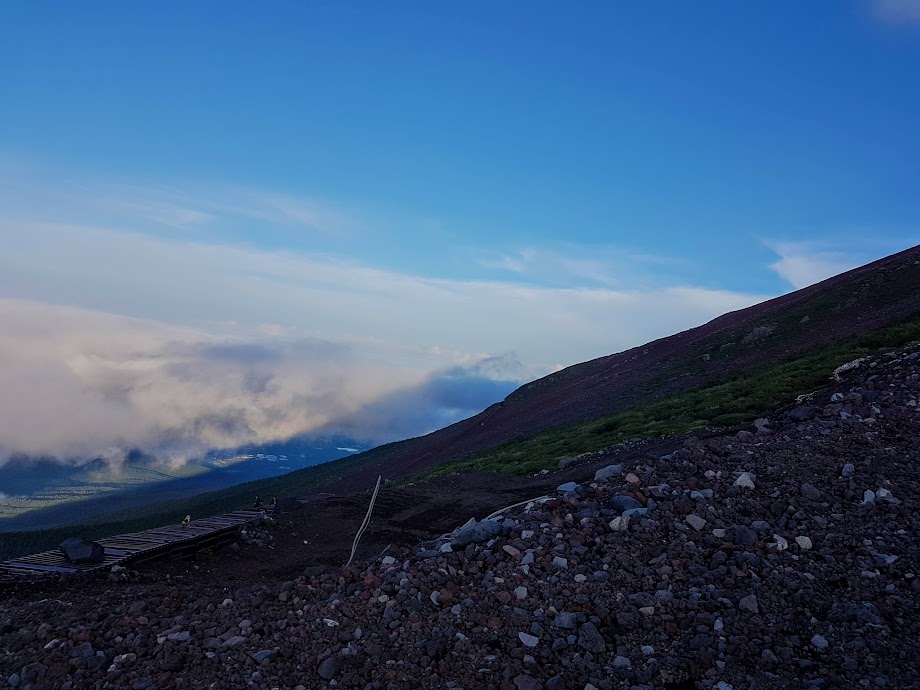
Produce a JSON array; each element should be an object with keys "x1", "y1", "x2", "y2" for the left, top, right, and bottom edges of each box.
[
  {"x1": 1, "y1": 348, "x2": 918, "y2": 690},
  {"x1": 144, "y1": 438, "x2": 685, "y2": 588}
]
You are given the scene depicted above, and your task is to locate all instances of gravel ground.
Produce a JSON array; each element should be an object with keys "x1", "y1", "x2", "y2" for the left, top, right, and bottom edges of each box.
[{"x1": 1, "y1": 349, "x2": 918, "y2": 690}]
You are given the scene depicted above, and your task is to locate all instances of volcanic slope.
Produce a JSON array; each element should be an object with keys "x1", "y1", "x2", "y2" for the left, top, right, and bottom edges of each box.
[
  {"x1": 276, "y1": 243, "x2": 920, "y2": 491},
  {"x1": 1, "y1": 346, "x2": 917, "y2": 690}
]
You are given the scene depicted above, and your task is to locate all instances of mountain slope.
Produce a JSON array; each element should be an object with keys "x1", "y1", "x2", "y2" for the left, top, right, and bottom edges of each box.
[{"x1": 309, "y1": 243, "x2": 920, "y2": 487}]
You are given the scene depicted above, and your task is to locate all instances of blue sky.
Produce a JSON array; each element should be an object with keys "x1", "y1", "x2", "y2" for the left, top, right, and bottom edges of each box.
[{"x1": 0, "y1": 1, "x2": 918, "y2": 461}]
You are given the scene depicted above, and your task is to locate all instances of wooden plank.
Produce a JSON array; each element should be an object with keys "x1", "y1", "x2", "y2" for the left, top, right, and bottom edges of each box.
[
  {"x1": 4, "y1": 562, "x2": 79, "y2": 574},
  {"x1": 1, "y1": 505, "x2": 267, "y2": 581}
]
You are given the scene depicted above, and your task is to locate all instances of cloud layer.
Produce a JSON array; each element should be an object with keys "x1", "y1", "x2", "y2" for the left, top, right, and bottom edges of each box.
[
  {"x1": 0, "y1": 164, "x2": 771, "y2": 466},
  {"x1": 0, "y1": 298, "x2": 529, "y2": 465}
]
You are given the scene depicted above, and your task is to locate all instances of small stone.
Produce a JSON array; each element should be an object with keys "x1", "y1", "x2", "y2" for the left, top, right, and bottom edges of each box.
[
  {"x1": 735, "y1": 527, "x2": 758, "y2": 546},
  {"x1": 613, "y1": 655, "x2": 631, "y2": 668},
  {"x1": 553, "y1": 556, "x2": 568, "y2": 568},
  {"x1": 609, "y1": 516, "x2": 630, "y2": 532},
  {"x1": 800, "y1": 482, "x2": 822, "y2": 502},
  {"x1": 795, "y1": 535, "x2": 813, "y2": 550},
  {"x1": 841, "y1": 463, "x2": 855, "y2": 478},
  {"x1": 514, "y1": 586, "x2": 528, "y2": 600},
  {"x1": 577, "y1": 622, "x2": 606, "y2": 653},
  {"x1": 714, "y1": 618, "x2": 724, "y2": 632},
  {"x1": 251, "y1": 650, "x2": 276, "y2": 664},
  {"x1": 639, "y1": 606, "x2": 655, "y2": 616},
  {"x1": 771, "y1": 534, "x2": 789, "y2": 551},
  {"x1": 381, "y1": 556, "x2": 396, "y2": 566},
  {"x1": 712, "y1": 528, "x2": 727, "y2": 538},
  {"x1": 625, "y1": 473, "x2": 640, "y2": 484},
  {"x1": 554, "y1": 612, "x2": 578, "y2": 629},
  {"x1": 733, "y1": 472, "x2": 756, "y2": 489},
  {"x1": 641, "y1": 645, "x2": 655, "y2": 655},
  {"x1": 503, "y1": 545, "x2": 522, "y2": 558},
  {"x1": 317, "y1": 656, "x2": 344, "y2": 680},
  {"x1": 518, "y1": 632, "x2": 539, "y2": 648},
  {"x1": 811, "y1": 634, "x2": 828, "y2": 651},
  {"x1": 686, "y1": 514, "x2": 706, "y2": 531},
  {"x1": 739, "y1": 594, "x2": 759, "y2": 614},
  {"x1": 514, "y1": 675, "x2": 542, "y2": 690},
  {"x1": 863, "y1": 489, "x2": 876, "y2": 505},
  {"x1": 610, "y1": 495, "x2": 642, "y2": 513},
  {"x1": 557, "y1": 482, "x2": 579, "y2": 493}
]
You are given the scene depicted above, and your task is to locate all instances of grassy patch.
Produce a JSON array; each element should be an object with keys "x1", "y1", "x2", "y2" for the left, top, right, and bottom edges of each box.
[{"x1": 412, "y1": 314, "x2": 920, "y2": 479}]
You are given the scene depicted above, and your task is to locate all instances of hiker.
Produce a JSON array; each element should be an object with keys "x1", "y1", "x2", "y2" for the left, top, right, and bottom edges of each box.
[
  {"x1": 253, "y1": 496, "x2": 264, "y2": 510},
  {"x1": 182, "y1": 515, "x2": 191, "y2": 527}
]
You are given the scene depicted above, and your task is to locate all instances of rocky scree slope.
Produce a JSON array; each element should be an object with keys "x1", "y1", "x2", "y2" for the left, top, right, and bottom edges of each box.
[{"x1": 1, "y1": 349, "x2": 919, "y2": 690}]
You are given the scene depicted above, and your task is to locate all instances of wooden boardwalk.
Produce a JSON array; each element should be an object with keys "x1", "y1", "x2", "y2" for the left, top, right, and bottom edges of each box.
[{"x1": 0, "y1": 509, "x2": 266, "y2": 583}]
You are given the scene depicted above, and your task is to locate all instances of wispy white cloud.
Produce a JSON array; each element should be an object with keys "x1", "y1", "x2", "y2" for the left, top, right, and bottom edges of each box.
[
  {"x1": 477, "y1": 245, "x2": 685, "y2": 288},
  {"x1": 873, "y1": 0, "x2": 920, "y2": 24},
  {"x1": 765, "y1": 241, "x2": 860, "y2": 289},
  {"x1": 0, "y1": 219, "x2": 765, "y2": 367},
  {"x1": 0, "y1": 159, "x2": 362, "y2": 239},
  {"x1": 764, "y1": 237, "x2": 919, "y2": 289}
]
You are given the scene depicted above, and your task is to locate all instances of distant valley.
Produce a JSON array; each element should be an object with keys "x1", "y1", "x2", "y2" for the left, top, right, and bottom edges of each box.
[{"x1": 0, "y1": 435, "x2": 371, "y2": 531}]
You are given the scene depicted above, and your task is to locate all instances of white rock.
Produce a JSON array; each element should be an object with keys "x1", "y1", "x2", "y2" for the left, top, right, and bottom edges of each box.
[
  {"x1": 712, "y1": 528, "x2": 727, "y2": 538},
  {"x1": 795, "y1": 535, "x2": 813, "y2": 550},
  {"x1": 771, "y1": 534, "x2": 789, "y2": 551},
  {"x1": 609, "y1": 516, "x2": 630, "y2": 532},
  {"x1": 518, "y1": 632, "x2": 539, "y2": 647},
  {"x1": 381, "y1": 556, "x2": 396, "y2": 566},
  {"x1": 514, "y1": 586, "x2": 528, "y2": 600},
  {"x1": 733, "y1": 472, "x2": 756, "y2": 489}
]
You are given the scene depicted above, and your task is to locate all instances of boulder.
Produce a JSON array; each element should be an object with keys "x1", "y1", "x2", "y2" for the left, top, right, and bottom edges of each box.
[
  {"x1": 59, "y1": 537, "x2": 105, "y2": 564},
  {"x1": 594, "y1": 464, "x2": 624, "y2": 482},
  {"x1": 451, "y1": 519, "x2": 503, "y2": 546}
]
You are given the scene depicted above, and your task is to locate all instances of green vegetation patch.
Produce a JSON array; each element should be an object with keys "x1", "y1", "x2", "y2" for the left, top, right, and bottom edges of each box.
[{"x1": 412, "y1": 314, "x2": 920, "y2": 479}]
